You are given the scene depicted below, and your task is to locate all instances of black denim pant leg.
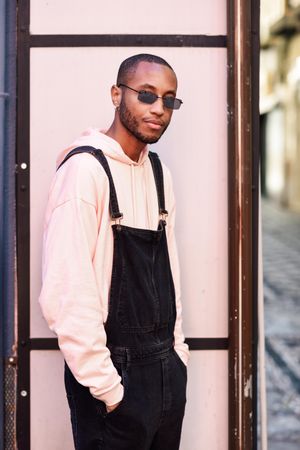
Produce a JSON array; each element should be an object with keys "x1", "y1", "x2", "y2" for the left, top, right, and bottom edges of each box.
[
  {"x1": 65, "y1": 352, "x2": 186, "y2": 450},
  {"x1": 100, "y1": 360, "x2": 160, "y2": 450},
  {"x1": 149, "y1": 350, "x2": 187, "y2": 450},
  {"x1": 65, "y1": 363, "x2": 105, "y2": 450},
  {"x1": 149, "y1": 406, "x2": 186, "y2": 450},
  {"x1": 102, "y1": 351, "x2": 187, "y2": 450}
]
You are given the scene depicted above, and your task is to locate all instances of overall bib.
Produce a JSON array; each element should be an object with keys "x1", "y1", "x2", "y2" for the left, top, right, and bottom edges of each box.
[{"x1": 60, "y1": 147, "x2": 187, "y2": 450}]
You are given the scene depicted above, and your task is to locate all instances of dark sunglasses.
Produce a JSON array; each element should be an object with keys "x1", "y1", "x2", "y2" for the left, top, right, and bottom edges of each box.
[{"x1": 118, "y1": 84, "x2": 183, "y2": 110}]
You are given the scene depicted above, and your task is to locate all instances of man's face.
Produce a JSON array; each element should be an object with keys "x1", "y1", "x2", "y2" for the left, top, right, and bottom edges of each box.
[{"x1": 118, "y1": 62, "x2": 178, "y2": 144}]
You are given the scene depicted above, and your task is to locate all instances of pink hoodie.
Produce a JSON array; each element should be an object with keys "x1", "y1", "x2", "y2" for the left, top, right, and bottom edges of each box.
[{"x1": 39, "y1": 128, "x2": 189, "y2": 406}]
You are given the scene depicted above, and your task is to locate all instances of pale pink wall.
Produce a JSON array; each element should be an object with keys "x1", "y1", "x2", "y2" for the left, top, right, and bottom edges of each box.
[
  {"x1": 182, "y1": 351, "x2": 228, "y2": 449},
  {"x1": 30, "y1": 47, "x2": 228, "y2": 340},
  {"x1": 29, "y1": 3, "x2": 228, "y2": 449},
  {"x1": 30, "y1": 352, "x2": 73, "y2": 450},
  {"x1": 30, "y1": 351, "x2": 228, "y2": 450},
  {"x1": 30, "y1": 0, "x2": 227, "y2": 35}
]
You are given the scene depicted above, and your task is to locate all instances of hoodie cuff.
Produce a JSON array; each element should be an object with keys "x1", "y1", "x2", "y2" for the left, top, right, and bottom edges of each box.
[
  {"x1": 92, "y1": 382, "x2": 124, "y2": 407},
  {"x1": 174, "y1": 342, "x2": 190, "y2": 366}
]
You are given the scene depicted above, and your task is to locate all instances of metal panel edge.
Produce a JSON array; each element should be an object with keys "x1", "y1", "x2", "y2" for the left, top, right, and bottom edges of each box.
[{"x1": 16, "y1": 1, "x2": 31, "y2": 449}]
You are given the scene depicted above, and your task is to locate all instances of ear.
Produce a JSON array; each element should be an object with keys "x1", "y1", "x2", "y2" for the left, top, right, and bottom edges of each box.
[{"x1": 111, "y1": 84, "x2": 122, "y2": 109}]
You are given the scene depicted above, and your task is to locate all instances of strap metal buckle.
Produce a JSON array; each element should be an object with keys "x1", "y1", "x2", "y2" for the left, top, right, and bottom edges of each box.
[
  {"x1": 112, "y1": 212, "x2": 123, "y2": 227},
  {"x1": 160, "y1": 209, "x2": 168, "y2": 222}
]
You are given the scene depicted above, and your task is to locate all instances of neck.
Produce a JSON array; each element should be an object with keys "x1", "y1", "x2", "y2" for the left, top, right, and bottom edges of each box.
[{"x1": 106, "y1": 118, "x2": 145, "y2": 163}]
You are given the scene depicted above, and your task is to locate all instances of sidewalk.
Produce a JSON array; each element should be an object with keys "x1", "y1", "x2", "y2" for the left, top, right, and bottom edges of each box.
[{"x1": 262, "y1": 199, "x2": 300, "y2": 449}]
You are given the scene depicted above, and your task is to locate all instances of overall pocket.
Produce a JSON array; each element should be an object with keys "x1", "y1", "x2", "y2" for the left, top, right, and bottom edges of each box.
[
  {"x1": 98, "y1": 364, "x2": 129, "y2": 419},
  {"x1": 173, "y1": 350, "x2": 188, "y2": 379}
]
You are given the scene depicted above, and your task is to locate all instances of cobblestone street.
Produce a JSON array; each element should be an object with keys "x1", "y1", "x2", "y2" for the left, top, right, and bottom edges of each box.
[{"x1": 262, "y1": 200, "x2": 300, "y2": 449}]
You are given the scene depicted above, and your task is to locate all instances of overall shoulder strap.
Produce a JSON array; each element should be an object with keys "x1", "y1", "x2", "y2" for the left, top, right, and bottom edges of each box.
[
  {"x1": 57, "y1": 145, "x2": 122, "y2": 220},
  {"x1": 148, "y1": 151, "x2": 168, "y2": 217}
]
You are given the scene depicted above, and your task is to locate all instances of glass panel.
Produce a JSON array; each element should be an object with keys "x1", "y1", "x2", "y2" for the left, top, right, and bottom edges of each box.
[
  {"x1": 181, "y1": 350, "x2": 228, "y2": 449},
  {"x1": 30, "y1": 47, "x2": 227, "y2": 338},
  {"x1": 30, "y1": 351, "x2": 73, "y2": 450},
  {"x1": 30, "y1": 350, "x2": 227, "y2": 450},
  {"x1": 30, "y1": 0, "x2": 226, "y2": 35}
]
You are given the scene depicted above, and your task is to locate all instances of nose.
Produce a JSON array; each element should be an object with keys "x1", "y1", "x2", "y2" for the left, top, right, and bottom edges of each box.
[{"x1": 149, "y1": 97, "x2": 165, "y2": 116}]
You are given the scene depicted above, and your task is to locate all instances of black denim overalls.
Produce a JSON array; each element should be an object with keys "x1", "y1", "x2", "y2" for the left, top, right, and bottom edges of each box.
[{"x1": 60, "y1": 146, "x2": 187, "y2": 450}]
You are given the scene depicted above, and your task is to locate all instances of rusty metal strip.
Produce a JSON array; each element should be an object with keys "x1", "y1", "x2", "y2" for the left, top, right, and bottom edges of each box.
[{"x1": 227, "y1": 0, "x2": 256, "y2": 448}]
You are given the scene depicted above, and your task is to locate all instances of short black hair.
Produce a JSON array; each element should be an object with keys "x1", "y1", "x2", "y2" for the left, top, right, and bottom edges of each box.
[{"x1": 116, "y1": 54, "x2": 174, "y2": 85}]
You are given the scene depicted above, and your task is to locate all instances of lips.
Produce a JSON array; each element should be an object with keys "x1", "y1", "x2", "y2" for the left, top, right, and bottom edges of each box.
[{"x1": 144, "y1": 119, "x2": 165, "y2": 130}]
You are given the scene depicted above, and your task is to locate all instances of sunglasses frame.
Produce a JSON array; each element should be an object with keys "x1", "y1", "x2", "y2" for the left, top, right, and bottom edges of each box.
[{"x1": 117, "y1": 84, "x2": 183, "y2": 110}]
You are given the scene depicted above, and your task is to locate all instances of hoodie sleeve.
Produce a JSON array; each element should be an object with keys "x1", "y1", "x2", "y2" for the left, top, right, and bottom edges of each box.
[
  {"x1": 39, "y1": 155, "x2": 124, "y2": 406},
  {"x1": 163, "y1": 165, "x2": 190, "y2": 366}
]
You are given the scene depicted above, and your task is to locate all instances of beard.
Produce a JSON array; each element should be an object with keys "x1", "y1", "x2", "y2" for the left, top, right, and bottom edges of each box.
[{"x1": 118, "y1": 99, "x2": 169, "y2": 144}]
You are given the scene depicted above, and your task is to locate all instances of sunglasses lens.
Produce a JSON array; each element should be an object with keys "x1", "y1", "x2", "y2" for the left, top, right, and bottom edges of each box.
[
  {"x1": 163, "y1": 97, "x2": 182, "y2": 110},
  {"x1": 163, "y1": 97, "x2": 175, "y2": 109},
  {"x1": 138, "y1": 91, "x2": 157, "y2": 104},
  {"x1": 137, "y1": 89, "x2": 183, "y2": 110}
]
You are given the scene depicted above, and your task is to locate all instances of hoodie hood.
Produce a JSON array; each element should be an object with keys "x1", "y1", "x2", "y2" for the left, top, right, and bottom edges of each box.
[{"x1": 56, "y1": 128, "x2": 149, "y2": 169}]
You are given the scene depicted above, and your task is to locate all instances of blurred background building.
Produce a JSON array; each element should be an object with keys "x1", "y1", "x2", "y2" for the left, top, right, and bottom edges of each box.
[
  {"x1": 261, "y1": 0, "x2": 300, "y2": 210},
  {"x1": 261, "y1": 2, "x2": 300, "y2": 448}
]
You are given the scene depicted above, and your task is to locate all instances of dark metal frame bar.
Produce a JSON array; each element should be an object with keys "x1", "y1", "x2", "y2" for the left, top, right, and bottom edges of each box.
[
  {"x1": 2, "y1": 0, "x2": 17, "y2": 360},
  {"x1": 30, "y1": 34, "x2": 227, "y2": 48},
  {"x1": 1, "y1": 1, "x2": 18, "y2": 448},
  {"x1": 16, "y1": 0, "x2": 259, "y2": 449},
  {"x1": 16, "y1": 0, "x2": 30, "y2": 449},
  {"x1": 28, "y1": 337, "x2": 229, "y2": 352},
  {"x1": 0, "y1": 0, "x2": 6, "y2": 446}
]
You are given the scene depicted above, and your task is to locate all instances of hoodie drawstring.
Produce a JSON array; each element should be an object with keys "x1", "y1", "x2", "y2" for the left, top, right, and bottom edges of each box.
[
  {"x1": 144, "y1": 163, "x2": 151, "y2": 228},
  {"x1": 131, "y1": 164, "x2": 136, "y2": 226}
]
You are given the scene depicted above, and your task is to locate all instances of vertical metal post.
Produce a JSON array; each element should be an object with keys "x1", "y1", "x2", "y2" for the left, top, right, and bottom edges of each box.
[
  {"x1": 1, "y1": 0, "x2": 17, "y2": 448},
  {"x1": 227, "y1": 0, "x2": 258, "y2": 448},
  {"x1": 0, "y1": 0, "x2": 6, "y2": 445},
  {"x1": 16, "y1": 0, "x2": 31, "y2": 448}
]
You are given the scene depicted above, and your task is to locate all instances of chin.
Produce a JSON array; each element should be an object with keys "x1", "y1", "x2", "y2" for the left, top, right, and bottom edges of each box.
[
  {"x1": 143, "y1": 137, "x2": 160, "y2": 144},
  {"x1": 138, "y1": 131, "x2": 163, "y2": 145},
  {"x1": 141, "y1": 139, "x2": 160, "y2": 145}
]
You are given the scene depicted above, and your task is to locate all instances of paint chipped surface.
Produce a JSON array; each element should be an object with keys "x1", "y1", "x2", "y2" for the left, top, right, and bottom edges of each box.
[{"x1": 244, "y1": 375, "x2": 252, "y2": 398}]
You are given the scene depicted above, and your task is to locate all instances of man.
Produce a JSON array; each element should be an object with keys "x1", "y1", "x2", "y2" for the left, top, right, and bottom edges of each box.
[{"x1": 39, "y1": 53, "x2": 189, "y2": 450}]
